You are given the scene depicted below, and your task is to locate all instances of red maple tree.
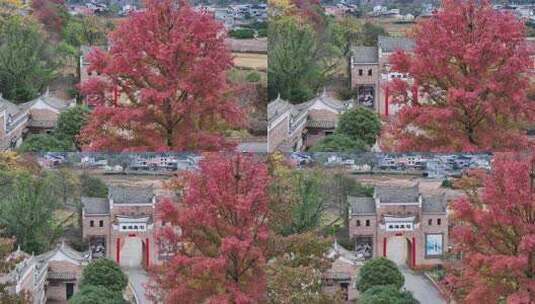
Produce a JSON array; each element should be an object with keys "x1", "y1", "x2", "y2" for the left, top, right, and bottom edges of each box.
[
  {"x1": 31, "y1": 0, "x2": 66, "y2": 33},
  {"x1": 382, "y1": 0, "x2": 535, "y2": 152},
  {"x1": 447, "y1": 154, "x2": 535, "y2": 303},
  {"x1": 149, "y1": 153, "x2": 270, "y2": 303},
  {"x1": 78, "y1": 0, "x2": 244, "y2": 151}
]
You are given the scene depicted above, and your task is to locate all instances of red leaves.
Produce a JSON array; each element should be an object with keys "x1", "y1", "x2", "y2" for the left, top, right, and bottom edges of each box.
[
  {"x1": 149, "y1": 154, "x2": 270, "y2": 303},
  {"x1": 382, "y1": 0, "x2": 534, "y2": 152},
  {"x1": 31, "y1": 0, "x2": 65, "y2": 33},
  {"x1": 79, "y1": 0, "x2": 244, "y2": 151},
  {"x1": 448, "y1": 154, "x2": 535, "y2": 303}
]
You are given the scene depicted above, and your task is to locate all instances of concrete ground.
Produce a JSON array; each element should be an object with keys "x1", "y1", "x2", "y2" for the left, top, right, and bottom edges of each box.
[
  {"x1": 123, "y1": 267, "x2": 152, "y2": 304},
  {"x1": 400, "y1": 266, "x2": 447, "y2": 304}
]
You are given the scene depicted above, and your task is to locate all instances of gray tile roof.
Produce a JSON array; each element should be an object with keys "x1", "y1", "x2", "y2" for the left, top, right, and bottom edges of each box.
[
  {"x1": 109, "y1": 185, "x2": 154, "y2": 204},
  {"x1": 268, "y1": 97, "x2": 292, "y2": 123},
  {"x1": 0, "y1": 97, "x2": 22, "y2": 117},
  {"x1": 82, "y1": 197, "x2": 109, "y2": 215},
  {"x1": 306, "y1": 119, "x2": 336, "y2": 129},
  {"x1": 349, "y1": 197, "x2": 376, "y2": 215},
  {"x1": 351, "y1": 46, "x2": 379, "y2": 63},
  {"x1": 375, "y1": 185, "x2": 419, "y2": 203},
  {"x1": 423, "y1": 194, "x2": 447, "y2": 213},
  {"x1": 378, "y1": 36, "x2": 415, "y2": 53}
]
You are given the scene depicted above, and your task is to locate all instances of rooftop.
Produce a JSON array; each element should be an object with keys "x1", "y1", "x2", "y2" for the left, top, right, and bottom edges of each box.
[
  {"x1": 351, "y1": 46, "x2": 379, "y2": 64},
  {"x1": 349, "y1": 197, "x2": 376, "y2": 215},
  {"x1": 82, "y1": 197, "x2": 109, "y2": 215},
  {"x1": 378, "y1": 36, "x2": 415, "y2": 53},
  {"x1": 375, "y1": 184, "x2": 419, "y2": 203},
  {"x1": 109, "y1": 185, "x2": 154, "y2": 204},
  {"x1": 268, "y1": 97, "x2": 292, "y2": 123},
  {"x1": 422, "y1": 194, "x2": 448, "y2": 213}
]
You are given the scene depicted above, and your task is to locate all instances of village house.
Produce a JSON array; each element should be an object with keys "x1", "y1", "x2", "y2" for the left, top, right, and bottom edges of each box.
[
  {"x1": 349, "y1": 35, "x2": 416, "y2": 117},
  {"x1": 0, "y1": 92, "x2": 75, "y2": 151},
  {"x1": 1, "y1": 242, "x2": 89, "y2": 304},
  {"x1": 82, "y1": 185, "x2": 165, "y2": 269},
  {"x1": 267, "y1": 90, "x2": 353, "y2": 152},
  {"x1": 348, "y1": 184, "x2": 448, "y2": 269}
]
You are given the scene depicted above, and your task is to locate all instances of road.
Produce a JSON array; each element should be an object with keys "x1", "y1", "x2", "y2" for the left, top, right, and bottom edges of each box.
[
  {"x1": 123, "y1": 267, "x2": 153, "y2": 304},
  {"x1": 400, "y1": 266, "x2": 447, "y2": 304}
]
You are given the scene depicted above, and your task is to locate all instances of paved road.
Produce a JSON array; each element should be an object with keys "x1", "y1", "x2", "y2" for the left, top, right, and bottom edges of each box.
[
  {"x1": 123, "y1": 267, "x2": 153, "y2": 304},
  {"x1": 400, "y1": 266, "x2": 447, "y2": 304}
]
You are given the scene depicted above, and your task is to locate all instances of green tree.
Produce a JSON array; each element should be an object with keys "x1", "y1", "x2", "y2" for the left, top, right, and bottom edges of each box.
[
  {"x1": 358, "y1": 22, "x2": 388, "y2": 47},
  {"x1": 268, "y1": 17, "x2": 323, "y2": 103},
  {"x1": 287, "y1": 169, "x2": 327, "y2": 234},
  {"x1": 0, "y1": 15, "x2": 57, "y2": 102},
  {"x1": 56, "y1": 105, "x2": 91, "y2": 146},
  {"x1": 356, "y1": 257, "x2": 405, "y2": 293},
  {"x1": 267, "y1": 233, "x2": 342, "y2": 304},
  {"x1": 310, "y1": 134, "x2": 368, "y2": 152},
  {"x1": 0, "y1": 172, "x2": 63, "y2": 254},
  {"x1": 360, "y1": 285, "x2": 419, "y2": 304},
  {"x1": 80, "y1": 173, "x2": 108, "y2": 198},
  {"x1": 18, "y1": 134, "x2": 74, "y2": 152},
  {"x1": 337, "y1": 107, "x2": 381, "y2": 146},
  {"x1": 62, "y1": 15, "x2": 108, "y2": 47},
  {"x1": 331, "y1": 16, "x2": 361, "y2": 57},
  {"x1": 79, "y1": 259, "x2": 127, "y2": 293},
  {"x1": 68, "y1": 285, "x2": 125, "y2": 304}
]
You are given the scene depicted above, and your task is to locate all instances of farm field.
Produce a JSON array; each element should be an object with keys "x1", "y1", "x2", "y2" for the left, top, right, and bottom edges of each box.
[{"x1": 232, "y1": 52, "x2": 267, "y2": 71}]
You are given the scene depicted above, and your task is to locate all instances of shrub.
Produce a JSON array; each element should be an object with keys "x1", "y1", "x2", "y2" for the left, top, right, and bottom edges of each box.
[
  {"x1": 337, "y1": 107, "x2": 381, "y2": 146},
  {"x1": 68, "y1": 285, "x2": 125, "y2": 304},
  {"x1": 356, "y1": 257, "x2": 404, "y2": 292},
  {"x1": 246, "y1": 71, "x2": 261, "y2": 83},
  {"x1": 360, "y1": 285, "x2": 419, "y2": 304},
  {"x1": 229, "y1": 28, "x2": 255, "y2": 39},
  {"x1": 441, "y1": 179, "x2": 453, "y2": 188},
  {"x1": 79, "y1": 259, "x2": 128, "y2": 293},
  {"x1": 310, "y1": 134, "x2": 368, "y2": 152}
]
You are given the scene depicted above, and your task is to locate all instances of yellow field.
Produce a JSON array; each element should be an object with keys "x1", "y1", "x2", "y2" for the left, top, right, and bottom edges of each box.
[{"x1": 232, "y1": 52, "x2": 268, "y2": 71}]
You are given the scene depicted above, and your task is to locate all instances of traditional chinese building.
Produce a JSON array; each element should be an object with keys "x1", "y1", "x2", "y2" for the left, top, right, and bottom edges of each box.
[
  {"x1": 349, "y1": 184, "x2": 448, "y2": 269},
  {"x1": 1, "y1": 242, "x2": 89, "y2": 304},
  {"x1": 0, "y1": 92, "x2": 75, "y2": 151},
  {"x1": 267, "y1": 91, "x2": 353, "y2": 152},
  {"x1": 349, "y1": 35, "x2": 416, "y2": 117},
  {"x1": 82, "y1": 185, "x2": 161, "y2": 269}
]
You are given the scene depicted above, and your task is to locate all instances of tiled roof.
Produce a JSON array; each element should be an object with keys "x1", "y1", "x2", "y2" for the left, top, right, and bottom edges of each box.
[
  {"x1": 378, "y1": 36, "x2": 415, "y2": 53},
  {"x1": 422, "y1": 194, "x2": 447, "y2": 213},
  {"x1": 109, "y1": 185, "x2": 154, "y2": 204},
  {"x1": 21, "y1": 94, "x2": 73, "y2": 111},
  {"x1": 306, "y1": 119, "x2": 336, "y2": 129},
  {"x1": 0, "y1": 97, "x2": 22, "y2": 117},
  {"x1": 47, "y1": 271, "x2": 77, "y2": 280},
  {"x1": 268, "y1": 97, "x2": 292, "y2": 123},
  {"x1": 351, "y1": 46, "x2": 379, "y2": 63},
  {"x1": 82, "y1": 197, "x2": 109, "y2": 215},
  {"x1": 37, "y1": 241, "x2": 87, "y2": 264},
  {"x1": 349, "y1": 197, "x2": 376, "y2": 215},
  {"x1": 375, "y1": 185, "x2": 419, "y2": 203}
]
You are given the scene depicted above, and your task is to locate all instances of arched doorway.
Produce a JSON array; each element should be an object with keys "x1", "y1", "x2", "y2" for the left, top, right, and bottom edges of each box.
[
  {"x1": 386, "y1": 236, "x2": 412, "y2": 266},
  {"x1": 120, "y1": 237, "x2": 143, "y2": 267}
]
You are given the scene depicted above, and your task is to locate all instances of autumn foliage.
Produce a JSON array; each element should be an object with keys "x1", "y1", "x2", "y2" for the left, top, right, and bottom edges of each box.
[
  {"x1": 31, "y1": 0, "x2": 65, "y2": 33},
  {"x1": 149, "y1": 153, "x2": 270, "y2": 303},
  {"x1": 79, "y1": 0, "x2": 243, "y2": 151},
  {"x1": 382, "y1": 0, "x2": 534, "y2": 152},
  {"x1": 447, "y1": 154, "x2": 535, "y2": 303}
]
